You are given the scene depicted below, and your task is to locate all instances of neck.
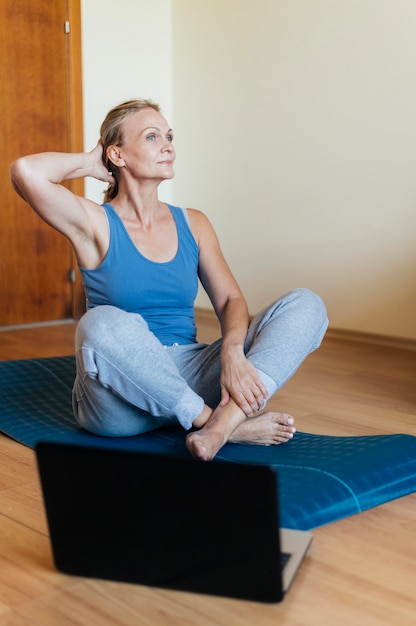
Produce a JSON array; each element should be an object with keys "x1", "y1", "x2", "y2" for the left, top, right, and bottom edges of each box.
[{"x1": 111, "y1": 182, "x2": 162, "y2": 223}]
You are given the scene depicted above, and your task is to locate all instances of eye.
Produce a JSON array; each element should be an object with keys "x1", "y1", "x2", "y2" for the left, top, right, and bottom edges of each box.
[
  {"x1": 166, "y1": 133, "x2": 173, "y2": 143},
  {"x1": 146, "y1": 133, "x2": 156, "y2": 141}
]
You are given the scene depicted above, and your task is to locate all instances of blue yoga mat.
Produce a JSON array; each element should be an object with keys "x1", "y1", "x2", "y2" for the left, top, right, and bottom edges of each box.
[{"x1": 1, "y1": 355, "x2": 415, "y2": 530}]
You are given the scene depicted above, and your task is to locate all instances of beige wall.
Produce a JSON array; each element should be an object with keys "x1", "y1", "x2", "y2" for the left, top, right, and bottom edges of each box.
[
  {"x1": 81, "y1": 0, "x2": 173, "y2": 204},
  {"x1": 81, "y1": 1, "x2": 416, "y2": 340},
  {"x1": 171, "y1": 0, "x2": 416, "y2": 340}
]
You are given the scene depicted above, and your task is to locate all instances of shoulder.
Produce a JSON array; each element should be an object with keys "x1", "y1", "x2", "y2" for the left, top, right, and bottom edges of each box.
[
  {"x1": 185, "y1": 208, "x2": 220, "y2": 248},
  {"x1": 186, "y1": 207, "x2": 214, "y2": 230}
]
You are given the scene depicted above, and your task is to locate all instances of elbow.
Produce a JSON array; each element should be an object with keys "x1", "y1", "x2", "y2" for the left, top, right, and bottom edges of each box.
[
  {"x1": 10, "y1": 157, "x2": 24, "y2": 187},
  {"x1": 10, "y1": 157, "x2": 31, "y2": 199}
]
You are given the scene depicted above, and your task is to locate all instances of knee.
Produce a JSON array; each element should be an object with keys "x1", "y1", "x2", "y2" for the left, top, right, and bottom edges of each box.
[
  {"x1": 76, "y1": 305, "x2": 119, "y2": 347},
  {"x1": 75, "y1": 305, "x2": 147, "y2": 350},
  {"x1": 294, "y1": 287, "x2": 327, "y2": 316},
  {"x1": 291, "y1": 288, "x2": 328, "y2": 329}
]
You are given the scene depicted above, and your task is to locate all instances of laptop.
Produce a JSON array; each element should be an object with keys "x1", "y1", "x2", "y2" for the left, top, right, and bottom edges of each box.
[{"x1": 35, "y1": 441, "x2": 312, "y2": 603}]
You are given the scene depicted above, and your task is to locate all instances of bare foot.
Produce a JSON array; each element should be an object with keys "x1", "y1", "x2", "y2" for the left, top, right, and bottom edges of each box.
[
  {"x1": 186, "y1": 429, "x2": 227, "y2": 462},
  {"x1": 187, "y1": 399, "x2": 248, "y2": 461},
  {"x1": 229, "y1": 412, "x2": 296, "y2": 445}
]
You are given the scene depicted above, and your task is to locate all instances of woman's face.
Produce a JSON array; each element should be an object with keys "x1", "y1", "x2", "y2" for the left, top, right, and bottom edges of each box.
[{"x1": 111, "y1": 108, "x2": 176, "y2": 183}]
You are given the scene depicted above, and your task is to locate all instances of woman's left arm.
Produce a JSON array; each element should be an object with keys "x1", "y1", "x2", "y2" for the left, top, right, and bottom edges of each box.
[{"x1": 188, "y1": 209, "x2": 268, "y2": 415}]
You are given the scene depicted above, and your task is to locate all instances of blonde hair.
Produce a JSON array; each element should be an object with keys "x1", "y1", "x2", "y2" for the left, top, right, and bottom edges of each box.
[{"x1": 100, "y1": 99, "x2": 161, "y2": 202}]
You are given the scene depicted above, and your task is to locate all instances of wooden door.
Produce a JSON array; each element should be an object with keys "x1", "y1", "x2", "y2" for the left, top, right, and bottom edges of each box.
[{"x1": 0, "y1": 0, "x2": 84, "y2": 326}]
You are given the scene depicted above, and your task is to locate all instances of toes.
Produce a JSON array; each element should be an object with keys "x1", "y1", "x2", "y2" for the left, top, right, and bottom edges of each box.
[{"x1": 271, "y1": 412, "x2": 295, "y2": 427}]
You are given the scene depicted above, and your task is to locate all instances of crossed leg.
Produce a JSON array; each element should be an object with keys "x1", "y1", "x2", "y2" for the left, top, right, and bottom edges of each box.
[{"x1": 186, "y1": 400, "x2": 296, "y2": 461}]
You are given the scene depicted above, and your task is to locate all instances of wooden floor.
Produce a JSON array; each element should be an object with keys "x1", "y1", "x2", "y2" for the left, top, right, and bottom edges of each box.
[{"x1": 0, "y1": 315, "x2": 415, "y2": 625}]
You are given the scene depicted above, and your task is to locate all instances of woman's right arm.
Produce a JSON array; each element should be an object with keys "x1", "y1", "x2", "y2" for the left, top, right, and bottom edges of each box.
[{"x1": 10, "y1": 144, "x2": 114, "y2": 264}]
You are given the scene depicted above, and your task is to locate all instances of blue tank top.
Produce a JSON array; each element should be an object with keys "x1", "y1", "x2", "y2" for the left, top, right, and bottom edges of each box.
[{"x1": 79, "y1": 203, "x2": 199, "y2": 345}]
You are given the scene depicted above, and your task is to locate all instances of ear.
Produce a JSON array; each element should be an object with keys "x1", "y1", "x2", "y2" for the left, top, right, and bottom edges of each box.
[{"x1": 107, "y1": 145, "x2": 125, "y2": 168}]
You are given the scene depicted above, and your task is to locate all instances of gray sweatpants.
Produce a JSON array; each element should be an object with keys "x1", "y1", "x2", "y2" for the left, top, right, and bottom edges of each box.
[{"x1": 72, "y1": 288, "x2": 328, "y2": 436}]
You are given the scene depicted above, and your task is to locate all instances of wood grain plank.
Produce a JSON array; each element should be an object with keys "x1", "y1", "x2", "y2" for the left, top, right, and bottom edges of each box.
[{"x1": 0, "y1": 314, "x2": 414, "y2": 625}]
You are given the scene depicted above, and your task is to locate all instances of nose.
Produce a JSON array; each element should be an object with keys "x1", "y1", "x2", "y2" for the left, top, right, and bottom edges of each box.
[{"x1": 161, "y1": 141, "x2": 173, "y2": 151}]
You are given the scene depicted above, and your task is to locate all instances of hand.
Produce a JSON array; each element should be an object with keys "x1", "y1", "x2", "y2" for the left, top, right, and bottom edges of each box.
[
  {"x1": 219, "y1": 346, "x2": 268, "y2": 416},
  {"x1": 88, "y1": 142, "x2": 115, "y2": 184}
]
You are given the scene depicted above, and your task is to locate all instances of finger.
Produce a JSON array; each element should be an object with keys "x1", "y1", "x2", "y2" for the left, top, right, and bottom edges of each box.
[
  {"x1": 252, "y1": 375, "x2": 268, "y2": 400},
  {"x1": 252, "y1": 385, "x2": 267, "y2": 410},
  {"x1": 246, "y1": 385, "x2": 268, "y2": 414},
  {"x1": 235, "y1": 390, "x2": 258, "y2": 417},
  {"x1": 219, "y1": 385, "x2": 230, "y2": 407}
]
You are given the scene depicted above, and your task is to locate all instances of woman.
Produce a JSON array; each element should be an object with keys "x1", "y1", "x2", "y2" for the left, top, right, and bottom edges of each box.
[{"x1": 10, "y1": 99, "x2": 328, "y2": 461}]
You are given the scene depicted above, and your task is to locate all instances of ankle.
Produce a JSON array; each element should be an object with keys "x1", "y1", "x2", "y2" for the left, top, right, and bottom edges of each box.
[{"x1": 192, "y1": 404, "x2": 213, "y2": 429}]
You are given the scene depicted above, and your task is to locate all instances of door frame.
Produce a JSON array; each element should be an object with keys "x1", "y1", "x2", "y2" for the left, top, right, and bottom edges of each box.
[{"x1": 67, "y1": 0, "x2": 85, "y2": 319}]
